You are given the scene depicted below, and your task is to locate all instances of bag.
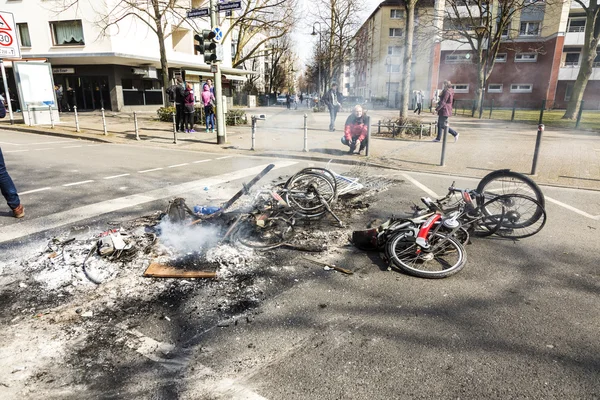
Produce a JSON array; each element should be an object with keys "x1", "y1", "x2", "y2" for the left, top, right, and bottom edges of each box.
[
  {"x1": 166, "y1": 85, "x2": 176, "y2": 102},
  {"x1": 0, "y1": 101, "x2": 6, "y2": 119}
]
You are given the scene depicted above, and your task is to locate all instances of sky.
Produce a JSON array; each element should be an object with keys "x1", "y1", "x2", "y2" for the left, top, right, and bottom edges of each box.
[{"x1": 293, "y1": 0, "x2": 383, "y2": 68}]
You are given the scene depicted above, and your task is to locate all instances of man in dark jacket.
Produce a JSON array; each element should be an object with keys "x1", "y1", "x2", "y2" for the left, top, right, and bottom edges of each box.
[
  {"x1": 323, "y1": 83, "x2": 342, "y2": 131},
  {"x1": 433, "y1": 80, "x2": 458, "y2": 142},
  {"x1": 173, "y1": 78, "x2": 188, "y2": 132}
]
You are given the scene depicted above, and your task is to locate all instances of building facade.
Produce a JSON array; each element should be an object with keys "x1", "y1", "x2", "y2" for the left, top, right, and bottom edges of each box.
[{"x1": 3, "y1": 0, "x2": 248, "y2": 112}]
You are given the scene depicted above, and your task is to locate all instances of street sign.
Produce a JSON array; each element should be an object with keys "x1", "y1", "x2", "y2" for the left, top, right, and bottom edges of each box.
[
  {"x1": 0, "y1": 12, "x2": 21, "y2": 59},
  {"x1": 218, "y1": 1, "x2": 242, "y2": 12},
  {"x1": 213, "y1": 27, "x2": 223, "y2": 42},
  {"x1": 187, "y1": 8, "x2": 209, "y2": 18}
]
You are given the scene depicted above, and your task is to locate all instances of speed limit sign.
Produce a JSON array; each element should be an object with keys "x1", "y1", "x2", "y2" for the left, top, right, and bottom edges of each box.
[
  {"x1": 0, "y1": 12, "x2": 21, "y2": 59},
  {"x1": 0, "y1": 31, "x2": 13, "y2": 47}
]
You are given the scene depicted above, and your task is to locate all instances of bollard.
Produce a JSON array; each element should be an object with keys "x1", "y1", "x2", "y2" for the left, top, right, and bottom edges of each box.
[
  {"x1": 531, "y1": 124, "x2": 544, "y2": 175},
  {"x1": 489, "y1": 99, "x2": 494, "y2": 119},
  {"x1": 101, "y1": 108, "x2": 107, "y2": 135},
  {"x1": 303, "y1": 113, "x2": 308, "y2": 152},
  {"x1": 511, "y1": 101, "x2": 516, "y2": 122},
  {"x1": 27, "y1": 105, "x2": 33, "y2": 126},
  {"x1": 391, "y1": 122, "x2": 396, "y2": 138},
  {"x1": 172, "y1": 111, "x2": 177, "y2": 144},
  {"x1": 471, "y1": 99, "x2": 477, "y2": 118},
  {"x1": 74, "y1": 105, "x2": 80, "y2": 132},
  {"x1": 378, "y1": 120, "x2": 381, "y2": 134},
  {"x1": 429, "y1": 122, "x2": 433, "y2": 137},
  {"x1": 250, "y1": 116, "x2": 256, "y2": 151},
  {"x1": 49, "y1": 105, "x2": 55, "y2": 129},
  {"x1": 365, "y1": 115, "x2": 371, "y2": 157},
  {"x1": 439, "y1": 119, "x2": 449, "y2": 166},
  {"x1": 134, "y1": 111, "x2": 140, "y2": 140},
  {"x1": 419, "y1": 124, "x2": 423, "y2": 140},
  {"x1": 575, "y1": 100, "x2": 584, "y2": 129},
  {"x1": 538, "y1": 100, "x2": 546, "y2": 125}
]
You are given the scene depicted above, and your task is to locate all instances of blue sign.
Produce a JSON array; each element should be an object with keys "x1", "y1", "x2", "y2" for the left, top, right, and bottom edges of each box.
[{"x1": 213, "y1": 27, "x2": 223, "y2": 42}]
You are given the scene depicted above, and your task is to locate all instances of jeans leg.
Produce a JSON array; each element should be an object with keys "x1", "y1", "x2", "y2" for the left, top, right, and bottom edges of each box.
[
  {"x1": 0, "y1": 148, "x2": 21, "y2": 209},
  {"x1": 436, "y1": 116, "x2": 448, "y2": 140},
  {"x1": 329, "y1": 108, "x2": 335, "y2": 130}
]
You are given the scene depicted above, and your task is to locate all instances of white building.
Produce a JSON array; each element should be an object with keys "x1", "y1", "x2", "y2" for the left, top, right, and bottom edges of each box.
[{"x1": 2, "y1": 0, "x2": 249, "y2": 111}]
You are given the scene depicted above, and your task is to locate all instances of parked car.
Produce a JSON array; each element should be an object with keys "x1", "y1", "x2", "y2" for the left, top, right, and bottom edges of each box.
[{"x1": 276, "y1": 95, "x2": 287, "y2": 105}]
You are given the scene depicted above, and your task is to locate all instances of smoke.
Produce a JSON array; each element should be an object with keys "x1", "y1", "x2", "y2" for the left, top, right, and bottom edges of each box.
[{"x1": 157, "y1": 220, "x2": 221, "y2": 255}]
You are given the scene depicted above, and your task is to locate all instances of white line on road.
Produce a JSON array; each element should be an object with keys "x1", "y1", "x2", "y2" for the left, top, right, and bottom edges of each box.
[
  {"x1": 4, "y1": 149, "x2": 29, "y2": 153},
  {"x1": 14, "y1": 140, "x2": 74, "y2": 146},
  {"x1": 215, "y1": 156, "x2": 233, "y2": 160},
  {"x1": 138, "y1": 168, "x2": 164, "y2": 173},
  {"x1": 63, "y1": 180, "x2": 95, "y2": 187},
  {"x1": 104, "y1": 173, "x2": 131, "y2": 180},
  {"x1": 167, "y1": 163, "x2": 189, "y2": 168},
  {"x1": 32, "y1": 148, "x2": 54, "y2": 151},
  {"x1": 400, "y1": 173, "x2": 440, "y2": 198},
  {"x1": 20, "y1": 187, "x2": 52, "y2": 195},
  {"x1": 0, "y1": 161, "x2": 298, "y2": 244},
  {"x1": 545, "y1": 196, "x2": 600, "y2": 220},
  {"x1": 62, "y1": 145, "x2": 83, "y2": 149},
  {"x1": 192, "y1": 160, "x2": 210, "y2": 164}
]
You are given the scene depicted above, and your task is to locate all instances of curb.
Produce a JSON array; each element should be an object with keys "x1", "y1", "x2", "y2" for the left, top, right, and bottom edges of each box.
[{"x1": 1, "y1": 125, "x2": 113, "y2": 143}]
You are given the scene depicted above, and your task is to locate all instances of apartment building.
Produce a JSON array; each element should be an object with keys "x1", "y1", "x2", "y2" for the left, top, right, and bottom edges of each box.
[{"x1": 2, "y1": 0, "x2": 248, "y2": 111}]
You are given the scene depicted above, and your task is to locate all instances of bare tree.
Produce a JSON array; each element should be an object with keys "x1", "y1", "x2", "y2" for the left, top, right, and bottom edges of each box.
[
  {"x1": 562, "y1": 0, "x2": 600, "y2": 119},
  {"x1": 400, "y1": 0, "x2": 419, "y2": 118}
]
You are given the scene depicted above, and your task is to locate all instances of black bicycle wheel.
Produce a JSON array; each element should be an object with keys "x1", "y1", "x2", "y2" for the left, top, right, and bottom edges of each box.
[
  {"x1": 289, "y1": 168, "x2": 338, "y2": 195},
  {"x1": 476, "y1": 169, "x2": 545, "y2": 207},
  {"x1": 232, "y1": 216, "x2": 294, "y2": 250},
  {"x1": 478, "y1": 194, "x2": 547, "y2": 239},
  {"x1": 385, "y1": 231, "x2": 466, "y2": 279},
  {"x1": 283, "y1": 171, "x2": 337, "y2": 218}
]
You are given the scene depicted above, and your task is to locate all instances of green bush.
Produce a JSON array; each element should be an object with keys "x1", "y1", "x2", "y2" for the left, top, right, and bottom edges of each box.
[
  {"x1": 226, "y1": 109, "x2": 247, "y2": 125},
  {"x1": 156, "y1": 106, "x2": 176, "y2": 122},
  {"x1": 158, "y1": 105, "x2": 247, "y2": 126}
]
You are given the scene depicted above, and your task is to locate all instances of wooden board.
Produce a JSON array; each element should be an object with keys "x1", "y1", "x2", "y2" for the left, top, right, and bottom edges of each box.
[{"x1": 143, "y1": 262, "x2": 217, "y2": 279}]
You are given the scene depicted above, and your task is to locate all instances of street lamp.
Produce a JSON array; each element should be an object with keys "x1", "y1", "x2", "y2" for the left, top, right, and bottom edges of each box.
[
  {"x1": 386, "y1": 56, "x2": 392, "y2": 108},
  {"x1": 474, "y1": 25, "x2": 488, "y2": 119},
  {"x1": 311, "y1": 22, "x2": 322, "y2": 97}
]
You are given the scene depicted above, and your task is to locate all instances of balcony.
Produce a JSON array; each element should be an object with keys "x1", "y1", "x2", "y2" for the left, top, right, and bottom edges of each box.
[{"x1": 559, "y1": 62, "x2": 600, "y2": 80}]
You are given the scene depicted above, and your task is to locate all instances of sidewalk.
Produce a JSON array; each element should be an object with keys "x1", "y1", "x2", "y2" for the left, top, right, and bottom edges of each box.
[{"x1": 2, "y1": 106, "x2": 599, "y2": 190}]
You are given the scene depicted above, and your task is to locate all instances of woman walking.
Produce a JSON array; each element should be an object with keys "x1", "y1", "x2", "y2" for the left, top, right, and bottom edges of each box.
[{"x1": 201, "y1": 84, "x2": 216, "y2": 133}]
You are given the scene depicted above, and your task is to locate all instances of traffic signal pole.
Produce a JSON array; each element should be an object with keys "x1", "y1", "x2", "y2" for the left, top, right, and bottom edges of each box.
[{"x1": 210, "y1": 0, "x2": 226, "y2": 144}]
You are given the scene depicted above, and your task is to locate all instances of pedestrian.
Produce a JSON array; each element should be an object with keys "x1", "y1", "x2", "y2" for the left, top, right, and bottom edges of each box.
[
  {"x1": 183, "y1": 83, "x2": 196, "y2": 133},
  {"x1": 205, "y1": 79, "x2": 215, "y2": 95},
  {"x1": 299, "y1": 93, "x2": 304, "y2": 105},
  {"x1": 201, "y1": 83, "x2": 216, "y2": 133},
  {"x1": 173, "y1": 78, "x2": 187, "y2": 133},
  {"x1": 323, "y1": 83, "x2": 342, "y2": 132},
  {"x1": 433, "y1": 80, "x2": 458, "y2": 142},
  {"x1": 414, "y1": 90, "x2": 423, "y2": 115},
  {"x1": 286, "y1": 93, "x2": 291, "y2": 109},
  {"x1": 341, "y1": 105, "x2": 368, "y2": 155},
  {"x1": 66, "y1": 87, "x2": 75, "y2": 111},
  {"x1": 0, "y1": 147, "x2": 24, "y2": 218},
  {"x1": 55, "y1": 84, "x2": 64, "y2": 112}
]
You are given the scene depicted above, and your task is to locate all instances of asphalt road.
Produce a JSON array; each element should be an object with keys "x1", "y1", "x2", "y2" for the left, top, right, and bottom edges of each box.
[{"x1": 0, "y1": 129, "x2": 598, "y2": 399}]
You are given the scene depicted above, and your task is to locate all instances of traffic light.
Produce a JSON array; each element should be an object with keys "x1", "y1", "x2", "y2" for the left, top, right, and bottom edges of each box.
[{"x1": 194, "y1": 30, "x2": 218, "y2": 64}]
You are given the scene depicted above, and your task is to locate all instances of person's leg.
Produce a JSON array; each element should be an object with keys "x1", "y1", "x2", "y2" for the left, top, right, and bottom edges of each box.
[
  {"x1": 0, "y1": 148, "x2": 21, "y2": 210},
  {"x1": 329, "y1": 108, "x2": 335, "y2": 131},
  {"x1": 358, "y1": 137, "x2": 368, "y2": 153},
  {"x1": 448, "y1": 127, "x2": 458, "y2": 137},
  {"x1": 175, "y1": 105, "x2": 183, "y2": 131},
  {"x1": 435, "y1": 116, "x2": 448, "y2": 141}
]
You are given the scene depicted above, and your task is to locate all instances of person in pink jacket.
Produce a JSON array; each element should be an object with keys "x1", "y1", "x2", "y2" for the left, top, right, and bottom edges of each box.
[
  {"x1": 341, "y1": 105, "x2": 368, "y2": 154},
  {"x1": 201, "y1": 84, "x2": 216, "y2": 133},
  {"x1": 433, "y1": 80, "x2": 458, "y2": 142}
]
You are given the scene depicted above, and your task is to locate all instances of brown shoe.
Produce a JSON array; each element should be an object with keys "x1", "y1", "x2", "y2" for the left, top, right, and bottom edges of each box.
[{"x1": 13, "y1": 204, "x2": 24, "y2": 218}]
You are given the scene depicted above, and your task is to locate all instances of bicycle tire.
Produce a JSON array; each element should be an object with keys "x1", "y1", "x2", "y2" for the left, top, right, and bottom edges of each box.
[
  {"x1": 478, "y1": 194, "x2": 547, "y2": 239},
  {"x1": 476, "y1": 169, "x2": 545, "y2": 207},
  {"x1": 283, "y1": 171, "x2": 337, "y2": 218},
  {"x1": 385, "y1": 231, "x2": 466, "y2": 279},
  {"x1": 288, "y1": 167, "x2": 338, "y2": 195},
  {"x1": 232, "y1": 216, "x2": 294, "y2": 250}
]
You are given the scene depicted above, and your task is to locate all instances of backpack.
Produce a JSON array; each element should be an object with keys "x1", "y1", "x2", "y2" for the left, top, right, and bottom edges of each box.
[
  {"x1": 165, "y1": 85, "x2": 177, "y2": 102},
  {"x1": 0, "y1": 101, "x2": 6, "y2": 119}
]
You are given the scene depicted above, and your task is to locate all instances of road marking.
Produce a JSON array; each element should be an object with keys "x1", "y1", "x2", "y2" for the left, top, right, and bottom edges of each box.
[
  {"x1": 192, "y1": 160, "x2": 210, "y2": 164},
  {"x1": 139, "y1": 167, "x2": 164, "y2": 173},
  {"x1": 400, "y1": 173, "x2": 440, "y2": 198},
  {"x1": 215, "y1": 156, "x2": 232, "y2": 160},
  {"x1": 0, "y1": 161, "x2": 298, "y2": 243},
  {"x1": 32, "y1": 148, "x2": 54, "y2": 151},
  {"x1": 545, "y1": 196, "x2": 600, "y2": 220},
  {"x1": 62, "y1": 145, "x2": 83, "y2": 149},
  {"x1": 4, "y1": 149, "x2": 29, "y2": 153},
  {"x1": 104, "y1": 173, "x2": 131, "y2": 180},
  {"x1": 63, "y1": 180, "x2": 95, "y2": 187},
  {"x1": 167, "y1": 163, "x2": 189, "y2": 168},
  {"x1": 20, "y1": 187, "x2": 52, "y2": 195}
]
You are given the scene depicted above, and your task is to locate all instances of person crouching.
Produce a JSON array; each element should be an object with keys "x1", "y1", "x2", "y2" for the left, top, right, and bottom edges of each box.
[{"x1": 341, "y1": 105, "x2": 368, "y2": 155}]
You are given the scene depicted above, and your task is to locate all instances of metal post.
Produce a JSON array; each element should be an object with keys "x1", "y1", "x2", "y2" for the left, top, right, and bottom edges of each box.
[
  {"x1": 489, "y1": 99, "x2": 494, "y2": 119},
  {"x1": 419, "y1": 124, "x2": 423, "y2": 140},
  {"x1": 439, "y1": 119, "x2": 449, "y2": 166},
  {"x1": 211, "y1": 0, "x2": 226, "y2": 144},
  {"x1": 74, "y1": 105, "x2": 80, "y2": 132},
  {"x1": 134, "y1": 111, "x2": 140, "y2": 140},
  {"x1": 303, "y1": 113, "x2": 308, "y2": 152},
  {"x1": 575, "y1": 100, "x2": 584, "y2": 129},
  {"x1": 250, "y1": 116, "x2": 256, "y2": 151},
  {"x1": 27, "y1": 105, "x2": 33, "y2": 126},
  {"x1": 538, "y1": 100, "x2": 546, "y2": 125},
  {"x1": 429, "y1": 122, "x2": 433, "y2": 137},
  {"x1": 471, "y1": 99, "x2": 477, "y2": 117},
  {"x1": 531, "y1": 124, "x2": 544, "y2": 175},
  {"x1": 0, "y1": 60, "x2": 15, "y2": 125},
  {"x1": 101, "y1": 108, "x2": 107, "y2": 135},
  {"x1": 49, "y1": 105, "x2": 55, "y2": 128},
  {"x1": 365, "y1": 115, "x2": 371, "y2": 157},
  {"x1": 391, "y1": 122, "x2": 396, "y2": 138},
  {"x1": 511, "y1": 101, "x2": 516, "y2": 122},
  {"x1": 172, "y1": 111, "x2": 177, "y2": 144},
  {"x1": 377, "y1": 120, "x2": 381, "y2": 134}
]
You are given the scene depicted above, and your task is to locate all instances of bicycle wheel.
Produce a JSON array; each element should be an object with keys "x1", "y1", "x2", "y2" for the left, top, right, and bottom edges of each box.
[
  {"x1": 385, "y1": 231, "x2": 466, "y2": 279},
  {"x1": 283, "y1": 171, "x2": 337, "y2": 218},
  {"x1": 476, "y1": 169, "x2": 545, "y2": 207},
  {"x1": 478, "y1": 194, "x2": 547, "y2": 239},
  {"x1": 232, "y1": 216, "x2": 294, "y2": 250},
  {"x1": 291, "y1": 167, "x2": 338, "y2": 194}
]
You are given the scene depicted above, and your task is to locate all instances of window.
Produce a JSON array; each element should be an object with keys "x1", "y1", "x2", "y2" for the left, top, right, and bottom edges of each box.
[
  {"x1": 50, "y1": 20, "x2": 85, "y2": 46},
  {"x1": 122, "y1": 78, "x2": 162, "y2": 105},
  {"x1": 510, "y1": 84, "x2": 533, "y2": 93},
  {"x1": 519, "y1": 21, "x2": 540, "y2": 36},
  {"x1": 488, "y1": 84, "x2": 503, "y2": 93},
  {"x1": 501, "y1": 23, "x2": 510, "y2": 37},
  {"x1": 389, "y1": 28, "x2": 403, "y2": 37},
  {"x1": 386, "y1": 64, "x2": 401, "y2": 73},
  {"x1": 445, "y1": 53, "x2": 472, "y2": 63},
  {"x1": 567, "y1": 18, "x2": 586, "y2": 33},
  {"x1": 17, "y1": 23, "x2": 30, "y2": 47},
  {"x1": 564, "y1": 52, "x2": 580, "y2": 66},
  {"x1": 495, "y1": 53, "x2": 507, "y2": 62},
  {"x1": 515, "y1": 52, "x2": 537, "y2": 62},
  {"x1": 451, "y1": 84, "x2": 469, "y2": 93},
  {"x1": 595, "y1": 51, "x2": 600, "y2": 67},
  {"x1": 388, "y1": 46, "x2": 402, "y2": 55},
  {"x1": 390, "y1": 9, "x2": 403, "y2": 19},
  {"x1": 564, "y1": 82, "x2": 574, "y2": 101}
]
